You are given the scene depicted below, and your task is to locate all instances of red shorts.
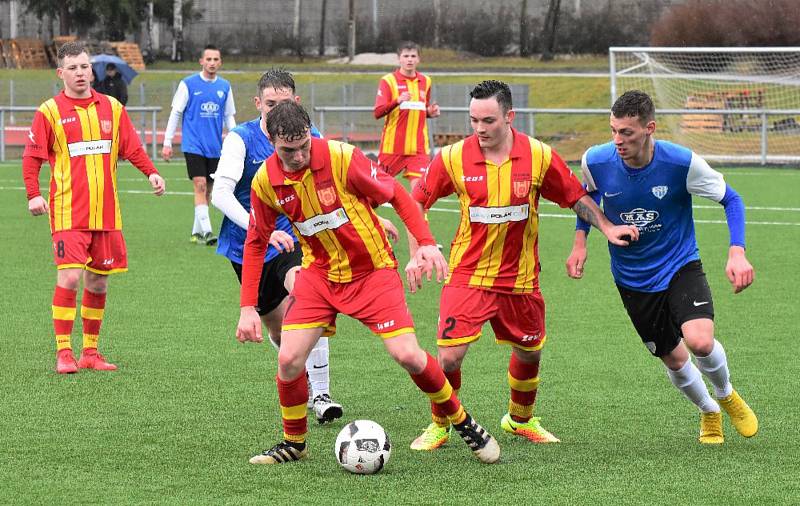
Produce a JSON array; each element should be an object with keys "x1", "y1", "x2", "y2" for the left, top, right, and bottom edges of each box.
[
  {"x1": 379, "y1": 153, "x2": 430, "y2": 181},
  {"x1": 52, "y1": 230, "x2": 128, "y2": 274},
  {"x1": 283, "y1": 268, "x2": 415, "y2": 338},
  {"x1": 437, "y1": 285, "x2": 547, "y2": 351}
]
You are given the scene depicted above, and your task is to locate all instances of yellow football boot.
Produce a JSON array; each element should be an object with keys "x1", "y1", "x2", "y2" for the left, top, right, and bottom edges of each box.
[
  {"x1": 718, "y1": 389, "x2": 758, "y2": 438},
  {"x1": 699, "y1": 411, "x2": 724, "y2": 444}
]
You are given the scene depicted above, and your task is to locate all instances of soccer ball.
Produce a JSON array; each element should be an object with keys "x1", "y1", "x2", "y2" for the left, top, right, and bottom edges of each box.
[{"x1": 334, "y1": 420, "x2": 391, "y2": 474}]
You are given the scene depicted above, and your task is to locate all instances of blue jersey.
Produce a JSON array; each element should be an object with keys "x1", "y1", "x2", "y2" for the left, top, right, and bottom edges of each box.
[
  {"x1": 216, "y1": 118, "x2": 322, "y2": 264},
  {"x1": 180, "y1": 74, "x2": 231, "y2": 158},
  {"x1": 581, "y1": 140, "x2": 726, "y2": 292}
]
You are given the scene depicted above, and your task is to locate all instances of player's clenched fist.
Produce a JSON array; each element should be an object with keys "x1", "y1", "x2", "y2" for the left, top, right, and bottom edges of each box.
[{"x1": 236, "y1": 306, "x2": 263, "y2": 343}]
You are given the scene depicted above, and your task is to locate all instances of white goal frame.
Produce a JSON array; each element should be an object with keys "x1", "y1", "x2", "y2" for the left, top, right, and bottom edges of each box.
[{"x1": 609, "y1": 47, "x2": 800, "y2": 164}]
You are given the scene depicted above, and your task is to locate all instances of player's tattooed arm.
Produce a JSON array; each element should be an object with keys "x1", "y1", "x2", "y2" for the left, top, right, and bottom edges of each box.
[
  {"x1": 572, "y1": 198, "x2": 601, "y2": 229},
  {"x1": 572, "y1": 195, "x2": 639, "y2": 246}
]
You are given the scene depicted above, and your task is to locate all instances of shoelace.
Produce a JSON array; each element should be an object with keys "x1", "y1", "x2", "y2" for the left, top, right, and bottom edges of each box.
[
  {"x1": 263, "y1": 442, "x2": 303, "y2": 463},
  {"x1": 455, "y1": 421, "x2": 488, "y2": 450}
]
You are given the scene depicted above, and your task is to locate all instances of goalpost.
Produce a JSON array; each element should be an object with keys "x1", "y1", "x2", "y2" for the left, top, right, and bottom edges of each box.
[{"x1": 609, "y1": 47, "x2": 800, "y2": 164}]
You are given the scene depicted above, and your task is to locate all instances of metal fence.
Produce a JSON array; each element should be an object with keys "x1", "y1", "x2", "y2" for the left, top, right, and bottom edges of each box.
[
  {"x1": 316, "y1": 105, "x2": 800, "y2": 165},
  {"x1": 0, "y1": 106, "x2": 161, "y2": 161}
]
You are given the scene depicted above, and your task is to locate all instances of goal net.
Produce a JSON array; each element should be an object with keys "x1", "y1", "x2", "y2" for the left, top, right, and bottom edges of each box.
[{"x1": 610, "y1": 47, "x2": 800, "y2": 164}]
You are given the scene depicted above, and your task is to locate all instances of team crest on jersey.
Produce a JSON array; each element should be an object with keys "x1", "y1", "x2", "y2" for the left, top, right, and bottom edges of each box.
[
  {"x1": 317, "y1": 186, "x2": 337, "y2": 206},
  {"x1": 513, "y1": 180, "x2": 531, "y2": 198},
  {"x1": 217, "y1": 90, "x2": 224, "y2": 99},
  {"x1": 651, "y1": 185, "x2": 668, "y2": 199},
  {"x1": 100, "y1": 120, "x2": 112, "y2": 134}
]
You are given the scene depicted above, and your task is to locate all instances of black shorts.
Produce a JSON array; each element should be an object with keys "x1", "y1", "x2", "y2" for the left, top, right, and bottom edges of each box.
[
  {"x1": 617, "y1": 260, "x2": 714, "y2": 357},
  {"x1": 185, "y1": 152, "x2": 219, "y2": 181},
  {"x1": 231, "y1": 248, "x2": 303, "y2": 315}
]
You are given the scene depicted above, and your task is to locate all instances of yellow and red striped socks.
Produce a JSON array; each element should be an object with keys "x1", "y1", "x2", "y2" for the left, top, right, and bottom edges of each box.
[
  {"x1": 431, "y1": 367, "x2": 461, "y2": 427},
  {"x1": 277, "y1": 370, "x2": 308, "y2": 444},
  {"x1": 81, "y1": 289, "x2": 106, "y2": 351},
  {"x1": 508, "y1": 353, "x2": 540, "y2": 423},
  {"x1": 52, "y1": 285, "x2": 77, "y2": 351},
  {"x1": 410, "y1": 353, "x2": 466, "y2": 425}
]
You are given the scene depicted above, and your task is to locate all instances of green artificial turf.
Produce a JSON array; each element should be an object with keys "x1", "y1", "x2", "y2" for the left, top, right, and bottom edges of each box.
[{"x1": 1, "y1": 161, "x2": 797, "y2": 504}]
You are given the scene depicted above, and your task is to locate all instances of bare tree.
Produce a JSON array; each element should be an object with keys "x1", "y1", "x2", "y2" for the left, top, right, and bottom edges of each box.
[
  {"x1": 433, "y1": 0, "x2": 441, "y2": 48},
  {"x1": 347, "y1": 0, "x2": 355, "y2": 62},
  {"x1": 318, "y1": 0, "x2": 327, "y2": 56},
  {"x1": 145, "y1": 1, "x2": 155, "y2": 63},
  {"x1": 171, "y1": 0, "x2": 183, "y2": 62},
  {"x1": 519, "y1": 0, "x2": 530, "y2": 57},
  {"x1": 292, "y1": 0, "x2": 304, "y2": 61},
  {"x1": 540, "y1": 0, "x2": 561, "y2": 61}
]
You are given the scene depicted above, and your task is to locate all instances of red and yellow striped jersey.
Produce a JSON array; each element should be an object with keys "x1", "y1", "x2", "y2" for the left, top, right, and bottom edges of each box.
[
  {"x1": 374, "y1": 70, "x2": 432, "y2": 156},
  {"x1": 246, "y1": 137, "x2": 398, "y2": 291},
  {"x1": 23, "y1": 90, "x2": 157, "y2": 232},
  {"x1": 412, "y1": 129, "x2": 587, "y2": 293}
]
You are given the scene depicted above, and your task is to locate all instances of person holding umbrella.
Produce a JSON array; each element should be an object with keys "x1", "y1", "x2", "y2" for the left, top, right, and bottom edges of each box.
[{"x1": 93, "y1": 62, "x2": 128, "y2": 105}]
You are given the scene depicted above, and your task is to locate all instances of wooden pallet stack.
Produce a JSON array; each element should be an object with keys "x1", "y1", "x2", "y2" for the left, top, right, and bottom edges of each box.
[
  {"x1": 0, "y1": 38, "x2": 50, "y2": 69},
  {"x1": 682, "y1": 90, "x2": 765, "y2": 133},
  {"x1": 109, "y1": 42, "x2": 146, "y2": 71},
  {"x1": 682, "y1": 93, "x2": 725, "y2": 132},
  {"x1": 0, "y1": 40, "x2": 10, "y2": 68},
  {"x1": 434, "y1": 132, "x2": 468, "y2": 147}
]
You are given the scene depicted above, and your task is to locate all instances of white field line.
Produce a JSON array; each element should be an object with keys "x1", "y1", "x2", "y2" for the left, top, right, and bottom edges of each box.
[
  {"x1": 435, "y1": 197, "x2": 800, "y2": 212},
  {"x1": 380, "y1": 202, "x2": 800, "y2": 226},
  {"x1": 2, "y1": 185, "x2": 798, "y2": 226}
]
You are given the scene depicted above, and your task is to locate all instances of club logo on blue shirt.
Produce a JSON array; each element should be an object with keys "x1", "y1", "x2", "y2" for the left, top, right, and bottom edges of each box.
[
  {"x1": 620, "y1": 208, "x2": 659, "y2": 228},
  {"x1": 651, "y1": 186, "x2": 668, "y2": 199},
  {"x1": 217, "y1": 90, "x2": 224, "y2": 99},
  {"x1": 200, "y1": 102, "x2": 220, "y2": 116}
]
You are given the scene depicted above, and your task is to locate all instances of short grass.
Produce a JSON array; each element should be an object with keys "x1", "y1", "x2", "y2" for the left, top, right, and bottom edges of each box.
[{"x1": 1, "y1": 161, "x2": 798, "y2": 504}]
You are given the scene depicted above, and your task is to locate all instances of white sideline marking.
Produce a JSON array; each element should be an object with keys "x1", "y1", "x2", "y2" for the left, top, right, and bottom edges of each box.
[
  {"x1": 3, "y1": 185, "x2": 798, "y2": 226},
  {"x1": 393, "y1": 204, "x2": 800, "y2": 226},
  {"x1": 435, "y1": 197, "x2": 800, "y2": 212}
]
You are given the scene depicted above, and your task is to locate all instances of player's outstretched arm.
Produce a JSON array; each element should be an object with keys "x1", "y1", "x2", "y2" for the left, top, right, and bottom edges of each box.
[
  {"x1": 726, "y1": 246, "x2": 754, "y2": 294},
  {"x1": 566, "y1": 230, "x2": 589, "y2": 279},
  {"x1": 572, "y1": 195, "x2": 639, "y2": 246}
]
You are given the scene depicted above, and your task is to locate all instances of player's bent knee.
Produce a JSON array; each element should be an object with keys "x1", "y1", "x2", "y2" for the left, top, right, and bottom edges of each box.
[
  {"x1": 277, "y1": 351, "x2": 306, "y2": 378},
  {"x1": 388, "y1": 344, "x2": 426, "y2": 374},
  {"x1": 57, "y1": 269, "x2": 82, "y2": 290},
  {"x1": 686, "y1": 337, "x2": 715, "y2": 357},
  {"x1": 438, "y1": 345, "x2": 468, "y2": 372}
]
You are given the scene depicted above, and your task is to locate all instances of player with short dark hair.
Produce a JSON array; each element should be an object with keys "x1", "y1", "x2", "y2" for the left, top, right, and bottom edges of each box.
[
  {"x1": 23, "y1": 41, "x2": 165, "y2": 374},
  {"x1": 565, "y1": 89, "x2": 758, "y2": 444},
  {"x1": 373, "y1": 40, "x2": 440, "y2": 184},
  {"x1": 162, "y1": 44, "x2": 236, "y2": 245},
  {"x1": 407, "y1": 80, "x2": 637, "y2": 450},
  {"x1": 211, "y1": 69, "x2": 351, "y2": 424},
  {"x1": 236, "y1": 101, "x2": 500, "y2": 466}
]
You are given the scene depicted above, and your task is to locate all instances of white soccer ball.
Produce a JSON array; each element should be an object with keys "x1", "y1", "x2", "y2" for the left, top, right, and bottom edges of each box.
[{"x1": 334, "y1": 420, "x2": 392, "y2": 474}]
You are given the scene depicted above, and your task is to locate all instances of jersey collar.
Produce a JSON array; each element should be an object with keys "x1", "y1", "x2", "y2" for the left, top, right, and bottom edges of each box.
[
  {"x1": 394, "y1": 69, "x2": 419, "y2": 81},
  {"x1": 466, "y1": 128, "x2": 527, "y2": 165},
  {"x1": 267, "y1": 136, "x2": 327, "y2": 187}
]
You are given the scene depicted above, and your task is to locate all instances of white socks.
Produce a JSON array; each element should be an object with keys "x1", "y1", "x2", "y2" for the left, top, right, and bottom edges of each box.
[
  {"x1": 666, "y1": 360, "x2": 720, "y2": 413},
  {"x1": 194, "y1": 204, "x2": 212, "y2": 235},
  {"x1": 694, "y1": 339, "x2": 734, "y2": 399},
  {"x1": 305, "y1": 337, "x2": 330, "y2": 398},
  {"x1": 268, "y1": 334, "x2": 331, "y2": 399}
]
